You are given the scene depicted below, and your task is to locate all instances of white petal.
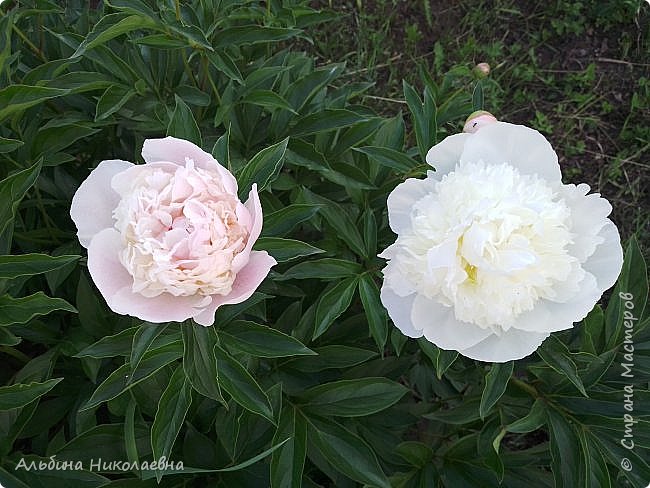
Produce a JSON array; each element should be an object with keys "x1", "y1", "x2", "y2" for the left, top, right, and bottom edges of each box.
[
  {"x1": 460, "y1": 122, "x2": 561, "y2": 182},
  {"x1": 560, "y1": 183, "x2": 613, "y2": 262},
  {"x1": 386, "y1": 177, "x2": 433, "y2": 234},
  {"x1": 70, "y1": 160, "x2": 133, "y2": 247},
  {"x1": 514, "y1": 271, "x2": 600, "y2": 333},
  {"x1": 142, "y1": 137, "x2": 237, "y2": 194},
  {"x1": 379, "y1": 286, "x2": 422, "y2": 338},
  {"x1": 460, "y1": 328, "x2": 549, "y2": 362},
  {"x1": 582, "y1": 221, "x2": 623, "y2": 291},
  {"x1": 411, "y1": 294, "x2": 492, "y2": 350},
  {"x1": 425, "y1": 133, "x2": 471, "y2": 178}
]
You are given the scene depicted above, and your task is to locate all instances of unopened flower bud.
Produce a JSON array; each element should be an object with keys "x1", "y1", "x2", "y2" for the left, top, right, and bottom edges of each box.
[
  {"x1": 463, "y1": 110, "x2": 497, "y2": 133},
  {"x1": 473, "y1": 62, "x2": 490, "y2": 78}
]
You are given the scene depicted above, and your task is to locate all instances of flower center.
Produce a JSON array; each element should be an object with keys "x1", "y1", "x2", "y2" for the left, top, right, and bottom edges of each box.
[{"x1": 112, "y1": 159, "x2": 249, "y2": 298}]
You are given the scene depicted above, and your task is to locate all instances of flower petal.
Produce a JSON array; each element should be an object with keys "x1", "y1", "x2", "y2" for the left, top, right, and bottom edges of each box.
[
  {"x1": 459, "y1": 328, "x2": 549, "y2": 362},
  {"x1": 87, "y1": 228, "x2": 132, "y2": 298},
  {"x1": 70, "y1": 160, "x2": 133, "y2": 247},
  {"x1": 87, "y1": 229, "x2": 206, "y2": 323},
  {"x1": 514, "y1": 271, "x2": 600, "y2": 333},
  {"x1": 386, "y1": 178, "x2": 434, "y2": 234},
  {"x1": 425, "y1": 133, "x2": 471, "y2": 178},
  {"x1": 411, "y1": 294, "x2": 492, "y2": 350},
  {"x1": 460, "y1": 122, "x2": 561, "y2": 182},
  {"x1": 142, "y1": 136, "x2": 237, "y2": 194},
  {"x1": 582, "y1": 221, "x2": 623, "y2": 292},
  {"x1": 192, "y1": 250, "x2": 276, "y2": 326},
  {"x1": 379, "y1": 287, "x2": 422, "y2": 338},
  {"x1": 110, "y1": 288, "x2": 207, "y2": 324},
  {"x1": 560, "y1": 183, "x2": 613, "y2": 262},
  {"x1": 231, "y1": 184, "x2": 263, "y2": 274}
]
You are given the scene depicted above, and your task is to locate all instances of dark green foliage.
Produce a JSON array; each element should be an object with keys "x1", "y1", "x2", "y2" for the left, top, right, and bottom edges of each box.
[{"x1": 0, "y1": 1, "x2": 647, "y2": 487}]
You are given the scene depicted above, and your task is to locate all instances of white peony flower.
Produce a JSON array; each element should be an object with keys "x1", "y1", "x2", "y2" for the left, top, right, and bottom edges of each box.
[{"x1": 379, "y1": 121, "x2": 623, "y2": 362}]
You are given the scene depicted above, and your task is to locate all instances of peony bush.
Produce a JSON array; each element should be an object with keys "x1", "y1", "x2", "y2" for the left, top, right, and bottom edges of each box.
[{"x1": 0, "y1": 1, "x2": 648, "y2": 488}]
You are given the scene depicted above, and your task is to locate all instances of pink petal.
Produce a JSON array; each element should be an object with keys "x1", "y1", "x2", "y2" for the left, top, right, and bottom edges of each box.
[
  {"x1": 87, "y1": 228, "x2": 132, "y2": 298},
  {"x1": 231, "y1": 184, "x2": 263, "y2": 273},
  {"x1": 141, "y1": 137, "x2": 237, "y2": 194},
  {"x1": 70, "y1": 160, "x2": 133, "y2": 247},
  {"x1": 192, "y1": 250, "x2": 276, "y2": 326},
  {"x1": 87, "y1": 228, "x2": 207, "y2": 323}
]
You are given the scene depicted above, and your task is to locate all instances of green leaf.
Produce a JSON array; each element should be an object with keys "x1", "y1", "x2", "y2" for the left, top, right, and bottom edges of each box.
[
  {"x1": 479, "y1": 361, "x2": 514, "y2": 418},
  {"x1": 72, "y1": 14, "x2": 159, "y2": 58},
  {"x1": 0, "y1": 86, "x2": 69, "y2": 123},
  {"x1": 33, "y1": 124, "x2": 102, "y2": 160},
  {"x1": 0, "y1": 292, "x2": 76, "y2": 326},
  {"x1": 287, "y1": 345, "x2": 377, "y2": 372},
  {"x1": 182, "y1": 322, "x2": 224, "y2": 403},
  {"x1": 606, "y1": 235, "x2": 648, "y2": 348},
  {"x1": 206, "y1": 51, "x2": 243, "y2": 83},
  {"x1": 537, "y1": 335, "x2": 587, "y2": 397},
  {"x1": 0, "y1": 378, "x2": 62, "y2": 410},
  {"x1": 354, "y1": 146, "x2": 418, "y2": 173},
  {"x1": 308, "y1": 417, "x2": 390, "y2": 488},
  {"x1": 74, "y1": 327, "x2": 137, "y2": 358},
  {"x1": 395, "y1": 441, "x2": 434, "y2": 468},
  {"x1": 547, "y1": 407, "x2": 583, "y2": 488},
  {"x1": 242, "y1": 90, "x2": 296, "y2": 113},
  {"x1": 167, "y1": 94, "x2": 202, "y2": 146},
  {"x1": 133, "y1": 33, "x2": 189, "y2": 49},
  {"x1": 271, "y1": 406, "x2": 307, "y2": 488},
  {"x1": 292, "y1": 109, "x2": 370, "y2": 136},
  {"x1": 220, "y1": 320, "x2": 315, "y2": 358},
  {"x1": 0, "y1": 254, "x2": 79, "y2": 279},
  {"x1": 281, "y1": 258, "x2": 362, "y2": 280},
  {"x1": 424, "y1": 397, "x2": 481, "y2": 425},
  {"x1": 0, "y1": 160, "x2": 42, "y2": 238},
  {"x1": 417, "y1": 339, "x2": 458, "y2": 379},
  {"x1": 0, "y1": 137, "x2": 24, "y2": 154},
  {"x1": 95, "y1": 84, "x2": 136, "y2": 121},
  {"x1": 301, "y1": 189, "x2": 367, "y2": 257},
  {"x1": 151, "y1": 366, "x2": 192, "y2": 481},
  {"x1": 506, "y1": 399, "x2": 546, "y2": 433},
  {"x1": 254, "y1": 237, "x2": 324, "y2": 263},
  {"x1": 358, "y1": 274, "x2": 389, "y2": 350},
  {"x1": 313, "y1": 277, "x2": 358, "y2": 339},
  {"x1": 212, "y1": 125, "x2": 231, "y2": 169},
  {"x1": 237, "y1": 137, "x2": 289, "y2": 197},
  {"x1": 214, "y1": 344, "x2": 273, "y2": 422},
  {"x1": 300, "y1": 377, "x2": 407, "y2": 417},
  {"x1": 472, "y1": 80, "x2": 484, "y2": 111},
  {"x1": 130, "y1": 322, "x2": 167, "y2": 378},
  {"x1": 82, "y1": 341, "x2": 182, "y2": 410},
  {"x1": 214, "y1": 26, "x2": 301, "y2": 48},
  {"x1": 262, "y1": 204, "x2": 320, "y2": 237}
]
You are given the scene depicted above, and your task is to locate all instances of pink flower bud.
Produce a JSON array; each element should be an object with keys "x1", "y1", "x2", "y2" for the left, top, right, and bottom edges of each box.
[
  {"x1": 473, "y1": 62, "x2": 491, "y2": 78},
  {"x1": 463, "y1": 111, "x2": 497, "y2": 133}
]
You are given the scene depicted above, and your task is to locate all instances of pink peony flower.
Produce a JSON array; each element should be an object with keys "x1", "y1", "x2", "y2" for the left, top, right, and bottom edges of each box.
[{"x1": 70, "y1": 137, "x2": 276, "y2": 326}]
